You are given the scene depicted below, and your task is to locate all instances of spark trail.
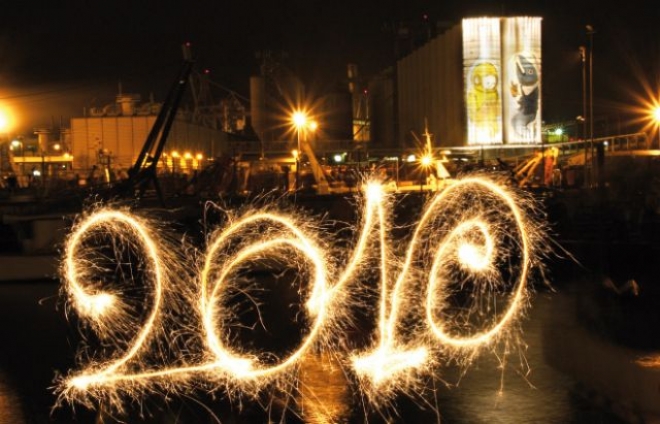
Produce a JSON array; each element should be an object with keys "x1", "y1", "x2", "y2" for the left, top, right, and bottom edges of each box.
[{"x1": 57, "y1": 175, "x2": 544, "y2": 415}]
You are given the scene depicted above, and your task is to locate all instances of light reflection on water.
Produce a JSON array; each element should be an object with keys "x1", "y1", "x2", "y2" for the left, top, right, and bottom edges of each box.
[
  {"x1": 297, "y1": 352, "x2": 351, "y2": 424},
  {"x1": 293, "y1": 291, "x2": 618, "y2": 424},
  {"x1": 0, "y1": 281, "x2": 628, "y2": 423},
  {"x1": 435, "y1": 293, "x2": 576, "y2": 423}
]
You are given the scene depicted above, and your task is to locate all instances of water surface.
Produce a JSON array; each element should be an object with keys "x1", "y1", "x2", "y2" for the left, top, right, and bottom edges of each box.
[{"x1": 0, "y1": 280, "x2": 629, "y2": 423}]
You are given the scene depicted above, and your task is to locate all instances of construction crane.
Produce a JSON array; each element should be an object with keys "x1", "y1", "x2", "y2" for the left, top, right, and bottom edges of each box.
[{"x1": 115, "y1": 43, "x2": 195, "y2": 204}]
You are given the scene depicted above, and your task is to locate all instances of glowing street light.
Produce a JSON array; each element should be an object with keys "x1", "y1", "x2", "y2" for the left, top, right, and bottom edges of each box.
[
  {"x1": 292, "y1": 111, "x2": 307, "y2": 129},
  {"x1": 292, "y1": 110, "x2": 309, "y2": 191},
  {"x1": 653, "y1": 107, "x2": 660, "y2": 121},
  {"x1": 420, "y1": 154, "x2": 433, "y2": 190},
  {"x1": 290, "y1": 109, "x2": 322, "y2": 192},
  {"x1": 420, "y1": 154, "x2": 433, "y2": 167},
  {"x1": 652, "y1": 105, "x2": 660, "y2": 148},
  {"x1": 0, "y1": 107, "x2": 12, "y2": 136}
]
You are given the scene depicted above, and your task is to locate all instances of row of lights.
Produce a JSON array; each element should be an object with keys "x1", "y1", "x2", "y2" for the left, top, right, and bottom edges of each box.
[
  {"x1": 163, "y1": 151, "x2": 204, "y2": 161},
  {"x1": 9, "y1": 140, "x2": 72, "y2": 157},
  {"x1": 162, "y1": 151, "x2": 205, "y2": 172}
]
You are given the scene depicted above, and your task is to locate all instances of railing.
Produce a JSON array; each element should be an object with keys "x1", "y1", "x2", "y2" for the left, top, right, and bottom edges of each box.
[
  {"x1": 226, "y1": 133, "x2": 652, "y2": 165},
  {"x1": 227, "y1": 139, "x2": 363, "y2": 158},
  {"x1": 551, "y1": 132, "x2": 649, "y2": 155}
]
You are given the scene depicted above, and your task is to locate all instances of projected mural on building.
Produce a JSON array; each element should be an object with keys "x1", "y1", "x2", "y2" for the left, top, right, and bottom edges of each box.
[
  {"x1": 463, "y1": 18, "x2": 503, "y2": 145},
  {"x1": 463, "y1": 17, "x2": 542, "y2": 145}
]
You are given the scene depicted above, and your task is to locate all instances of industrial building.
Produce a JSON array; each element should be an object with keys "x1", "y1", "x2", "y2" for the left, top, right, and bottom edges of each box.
[
  {"x1": 368, "y1": 16, "x2": 543, "y2": 149},
  {"x1": 69, "y1": 92, "x2": 232, "y2": 175},
  {"x1": 2, "y1": 17, "x2": 543, "y2": 188},
  {"x1": 65, "y1": 16, "x2": 543, "y2": 185}
]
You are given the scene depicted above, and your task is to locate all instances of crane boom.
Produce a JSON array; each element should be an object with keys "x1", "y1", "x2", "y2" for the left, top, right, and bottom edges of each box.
[{"x1": 118, "y1": 44, "x2": 195, "y2": 203}]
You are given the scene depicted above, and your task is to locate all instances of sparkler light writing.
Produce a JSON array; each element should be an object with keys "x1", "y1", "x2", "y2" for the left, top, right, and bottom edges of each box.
[{"x1": 57, "y1": 175, "x2": 542, "y2": 413}]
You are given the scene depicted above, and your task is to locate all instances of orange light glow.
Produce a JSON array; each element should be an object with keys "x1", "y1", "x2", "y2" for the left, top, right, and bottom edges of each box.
[
  {"x1": 653, "y1": 106, "x2": 660, "y2": 124},
  {"x1": 292, "y1": 111, "x2": 307, "y2": 129},
  {"x1": 0, "y1": 106, "x2": 15, "y2": 133},
  {"x1": 58, "y1": 176, "x2": 543, "y2": 415}
]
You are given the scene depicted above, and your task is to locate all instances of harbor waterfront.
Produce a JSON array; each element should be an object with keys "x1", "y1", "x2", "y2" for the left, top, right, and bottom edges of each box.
[
  {"x1": 0, "y1": 179, "x2": 659, "y2": 423},
  {"x1": 1, "y1": 5, "x2": 659, "y2": 421},
  {"x1": 0, "y1": 278, "x2": 635, "y2": 423}
]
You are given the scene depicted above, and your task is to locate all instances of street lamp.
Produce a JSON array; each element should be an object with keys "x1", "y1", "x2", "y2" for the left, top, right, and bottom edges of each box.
[
  {"x1": 292, "y1": 111, "x2": 308, "y2": 191},
  {"x1": 420, "y1": 153, "x2": 433, "y2": 191},
  {"x1": 652, "y1": 105, "x2": 660, "y2": 148},
  {"x1": 586, "y1": 25, "x2": 595, "y2": 186},
  {"x1": 0, "y1": 108, "x2": 11, "y2": 137},
  {"x1": 579, "y1": 46, "x2": 587, "y2": 141}
]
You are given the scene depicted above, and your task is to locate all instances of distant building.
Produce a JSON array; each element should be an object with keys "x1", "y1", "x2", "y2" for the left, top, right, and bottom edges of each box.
[
  {"x1": 70, "y1": 93, "x2": 231, "y2": 173},
  {"x1": 369, "y1": 16, "x2": 542, "y2": 148}
]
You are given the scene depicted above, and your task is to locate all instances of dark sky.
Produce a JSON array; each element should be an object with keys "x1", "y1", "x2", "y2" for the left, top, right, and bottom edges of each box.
[{"x1": 0, "y1": 1, "x2": 658, "y2": 134}]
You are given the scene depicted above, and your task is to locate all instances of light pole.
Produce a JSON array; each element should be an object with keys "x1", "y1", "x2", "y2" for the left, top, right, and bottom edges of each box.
[
  {"x1": 578, "y1": 41, "x2": 587, "y2": 183},
  {"x1": 586, "y1": 25, "x2": 595, "y2": 185},
  {"x1": 420, "y1": 153, "x2": 432, "y2": 191},
  {"x1": 579, "y1": 46, "x2": 587, "y2": 141},
  {"x1": 292, "y1": 111, "x2": 307, "y2": 191}
]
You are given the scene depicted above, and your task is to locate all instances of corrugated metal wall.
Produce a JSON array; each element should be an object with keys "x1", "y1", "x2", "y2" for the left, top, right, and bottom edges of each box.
[
  {"x1": 368, "y1": 68, "x2": 396, "y2": 148},
  {"x1": 70, "y1": 116, "x2": 229, "y2": 172},
  {"x1": 71, "y1": 116, "x2": 157, "y2": 171},
  {"x1": 396, "y1": 25, "x2": 464, "y2": 147}
]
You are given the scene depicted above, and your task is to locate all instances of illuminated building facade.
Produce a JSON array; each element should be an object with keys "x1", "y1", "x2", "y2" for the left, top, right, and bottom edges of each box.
[
  {"x1": 70, "y1": 94, "x2": 230, "y2": 173},
  {"x1": 464, "y1": 17, "x2": 542, "y2": 145},
  {"x1": 391, "y1": 16, "x2": 542, "y2": 147}
]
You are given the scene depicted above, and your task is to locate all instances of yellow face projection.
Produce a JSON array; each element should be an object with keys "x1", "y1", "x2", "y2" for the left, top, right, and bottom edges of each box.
[{"x1": 467, "y1": 62, "x2": 502, "y2": 143}]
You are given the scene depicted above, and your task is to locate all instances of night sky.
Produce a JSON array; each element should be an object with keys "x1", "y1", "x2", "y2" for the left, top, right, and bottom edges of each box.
[{"x1": 0, "y1": 0, "x2": 658, "y2": 135}]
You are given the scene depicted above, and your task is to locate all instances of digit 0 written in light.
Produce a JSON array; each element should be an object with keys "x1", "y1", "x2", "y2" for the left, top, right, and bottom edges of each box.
[{"x1": 57, "y1": 176, "x2": 540, "y2": 409}]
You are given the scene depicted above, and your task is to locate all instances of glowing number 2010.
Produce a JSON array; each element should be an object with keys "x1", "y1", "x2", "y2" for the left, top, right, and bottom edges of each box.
[{"x1": 59, "y1": 176, "x2": 535, "y2": 404}]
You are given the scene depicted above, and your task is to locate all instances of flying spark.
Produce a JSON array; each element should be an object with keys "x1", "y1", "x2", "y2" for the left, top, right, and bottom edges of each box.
[{"x1": 57, "y1": 175, "x2": 544, "y2": 416}]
